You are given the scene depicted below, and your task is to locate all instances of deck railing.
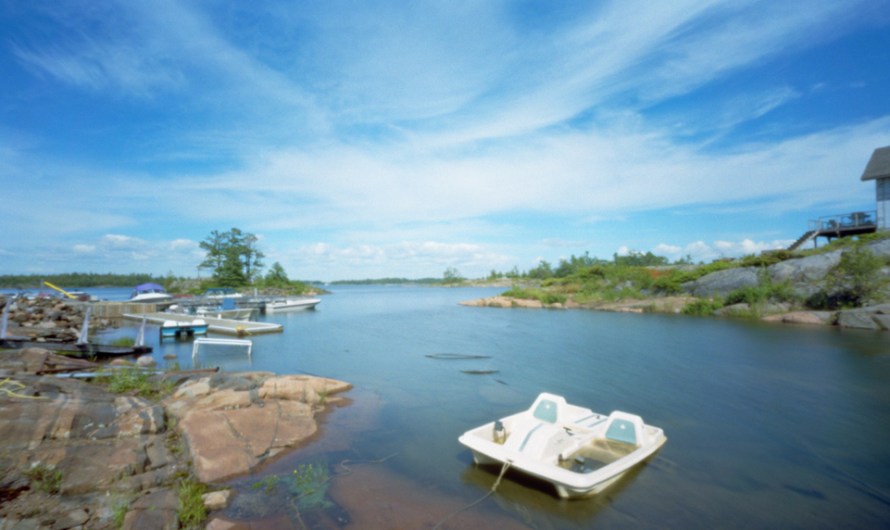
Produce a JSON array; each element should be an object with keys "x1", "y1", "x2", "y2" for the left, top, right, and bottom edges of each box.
[{"x1": 808, "y1": 210, "x2": 877, "y2": 232}]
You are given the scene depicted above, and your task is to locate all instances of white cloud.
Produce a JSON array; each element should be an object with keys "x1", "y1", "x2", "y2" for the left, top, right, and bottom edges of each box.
[
  {"x1": 101, "y1": 234, "x2": 145, "y2": 250},
  {"x1": 170, "y1": 239, "x2": 198, "y2": 251},
  {"x1": 654, "y1": 238, "x2": 794, "y2": 263},
  {"x1": 72, "y1": 244, "x2": 96, "y2": 254},
  {"x1": 2, "y1": 1, "x2": 888, "y2": 279}
]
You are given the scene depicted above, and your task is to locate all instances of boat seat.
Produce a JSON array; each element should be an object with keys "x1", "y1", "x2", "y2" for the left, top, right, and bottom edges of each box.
[
  {"x1": 501, "y1": 393, "x2": 578, "y2": 462},
  {"x1": 604, "y1": 411, "x2": 645, "y2": 446},
  {"x1": 530, "y1": 393, "x2": 568, "y2": 424}
]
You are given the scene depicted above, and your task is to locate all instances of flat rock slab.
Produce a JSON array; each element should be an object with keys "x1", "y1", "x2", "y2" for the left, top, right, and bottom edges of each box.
[{"x1": 167, "y1": 374, "x2": 351, "y2": 483}]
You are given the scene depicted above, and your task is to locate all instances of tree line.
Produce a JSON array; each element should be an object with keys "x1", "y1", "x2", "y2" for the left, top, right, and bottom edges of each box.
[{"x1": 0, "y1": 272, "x2": 162, "y2": 289}]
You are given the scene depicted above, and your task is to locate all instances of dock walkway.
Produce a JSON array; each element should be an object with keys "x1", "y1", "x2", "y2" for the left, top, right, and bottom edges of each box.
[{"x1": 123, "y1": 312, "x2": 282, "y2": 336}]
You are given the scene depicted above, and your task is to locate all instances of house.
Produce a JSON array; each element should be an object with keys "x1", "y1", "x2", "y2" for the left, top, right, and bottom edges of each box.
[{"x1": 860, "y1": 145, "x2": 890, "y2": 231}]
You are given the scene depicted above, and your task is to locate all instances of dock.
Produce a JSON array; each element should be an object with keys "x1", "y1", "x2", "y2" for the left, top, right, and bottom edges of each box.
[{"x1": 123, "y1": 312, "x2": 283, "y2": 336}]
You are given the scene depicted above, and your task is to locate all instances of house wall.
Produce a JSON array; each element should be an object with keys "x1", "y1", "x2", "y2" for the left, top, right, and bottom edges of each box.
[{"x1": 877, "y1": 177, "x2": 889, "y2": 230}]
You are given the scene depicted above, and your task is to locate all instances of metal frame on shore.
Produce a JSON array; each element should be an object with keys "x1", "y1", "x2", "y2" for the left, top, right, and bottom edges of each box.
[{"x1": 123, "y1": 312, "x2": 283, "y2": 336}]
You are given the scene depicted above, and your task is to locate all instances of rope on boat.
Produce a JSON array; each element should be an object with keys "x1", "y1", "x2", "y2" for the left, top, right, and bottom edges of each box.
[{"x1": 432, "y1": 460, "x2": 512, "y2": 530}]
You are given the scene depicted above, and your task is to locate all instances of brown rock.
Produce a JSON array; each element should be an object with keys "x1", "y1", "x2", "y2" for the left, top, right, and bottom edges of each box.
[
  {"x1": 123, "y1": 488, "x2": 178, "y2": 530},
  {"x1": 202, "y1": 489, "x2": 234, "y2": 511}
]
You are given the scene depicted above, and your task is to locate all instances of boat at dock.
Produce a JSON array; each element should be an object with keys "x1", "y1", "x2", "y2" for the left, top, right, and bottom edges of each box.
[
  {"x1": 124, "y1": 312, "x2": 283, "y2": 336},
  {"x1": 168, "y1": 296, "x2": 256, "y2": 321},
  {"x1": 458, "y1": 392, "x2": 666, "y2": 499},
  {"x1": 160, "y1": 318, "x2": 208, "y2": 340},
  {"x1": 130, "y1": 283, "x2": 173, "y2": 303},
  {"x1": 264, "y1": 297, "x2": 321, "y2": 312}
]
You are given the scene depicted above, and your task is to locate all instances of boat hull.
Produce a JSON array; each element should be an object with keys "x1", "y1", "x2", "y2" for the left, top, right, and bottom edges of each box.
[
  {"x1": 264, "y1": 298, "x2": 321, "y2": 312},
  {"x1": 160, "y1": 320, "x2": 208, "y2": 340},
  {"x1": 458, "y1": 393, "x2": 666, "y2": 499}
]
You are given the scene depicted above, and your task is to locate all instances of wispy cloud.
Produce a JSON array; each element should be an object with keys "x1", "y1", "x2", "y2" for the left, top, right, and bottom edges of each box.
[{"x1": 1, "y1": 1, "x2": 888, "y2": 278}]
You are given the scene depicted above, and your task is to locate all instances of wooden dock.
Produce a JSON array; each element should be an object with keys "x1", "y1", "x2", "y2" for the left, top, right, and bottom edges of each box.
[{"x1": 123, "y1": 312, "x2": 283, "y2": 336}]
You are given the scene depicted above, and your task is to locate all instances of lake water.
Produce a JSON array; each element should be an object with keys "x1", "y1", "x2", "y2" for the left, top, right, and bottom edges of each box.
[{"x1": 26, "y1": 285, "x2": 890, "y2": 528}]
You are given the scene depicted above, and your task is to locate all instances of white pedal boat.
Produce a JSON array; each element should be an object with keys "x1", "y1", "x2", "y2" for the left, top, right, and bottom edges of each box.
[{"x1": 458, "y1": 392, "x2": 666, "y2": 499}]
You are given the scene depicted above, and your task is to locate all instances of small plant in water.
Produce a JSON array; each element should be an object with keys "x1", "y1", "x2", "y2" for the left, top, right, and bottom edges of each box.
[
  {"x1": 288, "y1": 463, "x2": 331, "y2": 510},
  {"x1": 251, "y1": 474, "x2": 280, "y2": 494}
]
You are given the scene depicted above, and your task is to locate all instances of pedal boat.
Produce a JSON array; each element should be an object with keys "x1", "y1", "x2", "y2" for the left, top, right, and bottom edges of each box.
[{"x1": 458, "y1": 392, "x2": 666, "y2": 499}]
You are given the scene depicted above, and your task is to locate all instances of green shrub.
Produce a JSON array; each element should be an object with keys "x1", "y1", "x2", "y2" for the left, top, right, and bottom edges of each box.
[
  {"x1": 725, "y1": 281, "x2": 796, "y2": 306},
  {"x1": 682, "y1": 298, "x2": 724, "y2": 316},
  {"x1": 104, "y1": 367, "x2": 174, "y2": 399},
  {"x1": 502, "y1": 286, "x2": 566, "y2": 305},
  {"x1": 821, "y1": 244, "x2": 888, "y2": 307}
]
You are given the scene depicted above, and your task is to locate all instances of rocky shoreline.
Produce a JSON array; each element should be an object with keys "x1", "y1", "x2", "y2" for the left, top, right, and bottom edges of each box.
[
  {"x1": 460, "y1": 295, "x2": 890, "y2": 331},
  {"x1": 0, "y1": 348, "x2": 350, "y2": 529},
  {"x1": 462, "y1": 237, "x2": 890, "y2": 331}
]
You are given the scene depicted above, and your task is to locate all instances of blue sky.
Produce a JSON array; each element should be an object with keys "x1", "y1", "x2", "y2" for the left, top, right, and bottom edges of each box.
[{"x1": 2, "y1": 1, "x2": 889, "y2": 282}]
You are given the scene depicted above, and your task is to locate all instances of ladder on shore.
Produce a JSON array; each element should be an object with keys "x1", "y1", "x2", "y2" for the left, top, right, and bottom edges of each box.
[{"x1": 787, "y1": 229, "x2": 818, "y2": 251}]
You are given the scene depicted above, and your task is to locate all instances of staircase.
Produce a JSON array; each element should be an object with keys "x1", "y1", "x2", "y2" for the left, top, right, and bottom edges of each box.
[{"x1": 787, "y1": 229, "x2": 818, "y2": 251}]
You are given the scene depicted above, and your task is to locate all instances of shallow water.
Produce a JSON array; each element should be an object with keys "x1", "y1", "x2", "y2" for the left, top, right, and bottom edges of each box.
[{"x1": 84, "y1": 285, "x2": 890, "y2": 528}]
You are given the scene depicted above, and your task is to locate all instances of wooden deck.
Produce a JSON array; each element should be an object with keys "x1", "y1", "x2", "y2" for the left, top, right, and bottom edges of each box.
[
  {"x1": 123, "y1": 312, "x2": 283, "y2": 336},
  {"x1": 789, "y1": 210, "x2": 877, "y2": 250}
]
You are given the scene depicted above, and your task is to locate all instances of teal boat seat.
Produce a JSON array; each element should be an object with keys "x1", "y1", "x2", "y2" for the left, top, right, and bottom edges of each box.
[
  {"x1": 605, "y1": 418, "x2": 638, "y2": 445},
  {"x1": 533, "y1": 399, "x2": 559, "y2": 423}
]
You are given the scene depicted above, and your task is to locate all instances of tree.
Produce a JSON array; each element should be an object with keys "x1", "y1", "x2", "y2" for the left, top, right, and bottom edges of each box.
[
  {"x1": 443, "y1": 267, "x2": 464, "y2": 284},
  {"x1": 527, "y1": 260, "x2": 553, "y2": 279},
  {"x1": 199, "y1": 228, "x2": 265, "y2": 287},
  {"x1": 265, "y1": 262, "x2": 290, "y2": 287}
]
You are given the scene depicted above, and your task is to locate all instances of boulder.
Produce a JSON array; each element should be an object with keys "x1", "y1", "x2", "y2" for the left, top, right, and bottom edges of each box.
[
  {"x1": 837, "y1": 310, "x2": 882, "y2": 330},
  {"x1": 167, "y1": 373, "x2": 350, "y2": 483},
  {"x1": 203, "y1": 489, "x2": 234, "y2": 511},
  {"x1": 762, "y1": 311, "x2": 834, "y2": 326},
  {"x1": 767, "y1": 251, "x2": 842, "y2": 298},
  {"x1": 683, "y1": 268, "x2": 759, "y2": 298}
]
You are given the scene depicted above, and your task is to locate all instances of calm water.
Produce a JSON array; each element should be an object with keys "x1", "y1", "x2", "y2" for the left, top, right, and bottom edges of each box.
[{"x1": 33, "y1": 286, "x2": 890, "y2": 527}]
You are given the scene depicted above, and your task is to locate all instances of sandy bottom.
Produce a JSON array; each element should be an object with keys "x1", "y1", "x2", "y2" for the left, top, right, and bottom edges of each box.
[
  {"x1": 327, "y1": 464, "x2": 530, "y2": 529},
  {"x1": 207, "y1": 458, "x2": 528, "y2": 530},
  {"x1": 209, "y1": 463, "x2": 530, "y2": 529}
]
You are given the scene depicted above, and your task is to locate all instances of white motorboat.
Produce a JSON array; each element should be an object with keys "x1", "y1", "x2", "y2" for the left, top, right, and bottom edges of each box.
[
  {"x1": 264, "y1": 297, "x2": 321, "y2": 312},
  {"x1": 458, "y1": 392, "x2": 666, "y2": 499},
  {"x1": 129, "y1": 282, "x2": 173, "y2": 303},
  {"x1": 194, "y1": 306, "x2": 255, "y2": 321}
]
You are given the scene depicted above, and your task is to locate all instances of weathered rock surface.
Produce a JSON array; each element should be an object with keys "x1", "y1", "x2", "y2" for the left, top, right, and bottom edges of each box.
[
  {"x1": 0, "y1": 351, "x2": 179, "y2": 529},
  {"x1": 166, "y1": 373, "x2": 351, "y2": 483},
  {"x1": 836, "y1": 305, "x2": 890, "y2": 330},
  {"x1": 0, "y1": 348, "x2": 352, "y2": 529}
]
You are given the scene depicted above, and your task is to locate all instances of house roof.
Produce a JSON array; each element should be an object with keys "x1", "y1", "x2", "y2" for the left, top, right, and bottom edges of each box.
[{"x1": 861, "y1": 145, "x2": 890, "y2": 181}]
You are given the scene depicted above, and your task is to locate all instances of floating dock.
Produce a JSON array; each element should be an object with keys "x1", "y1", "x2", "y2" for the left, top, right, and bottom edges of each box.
[{"x1": 123, "y1": 312, "x2": 283, "y2": 336}]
